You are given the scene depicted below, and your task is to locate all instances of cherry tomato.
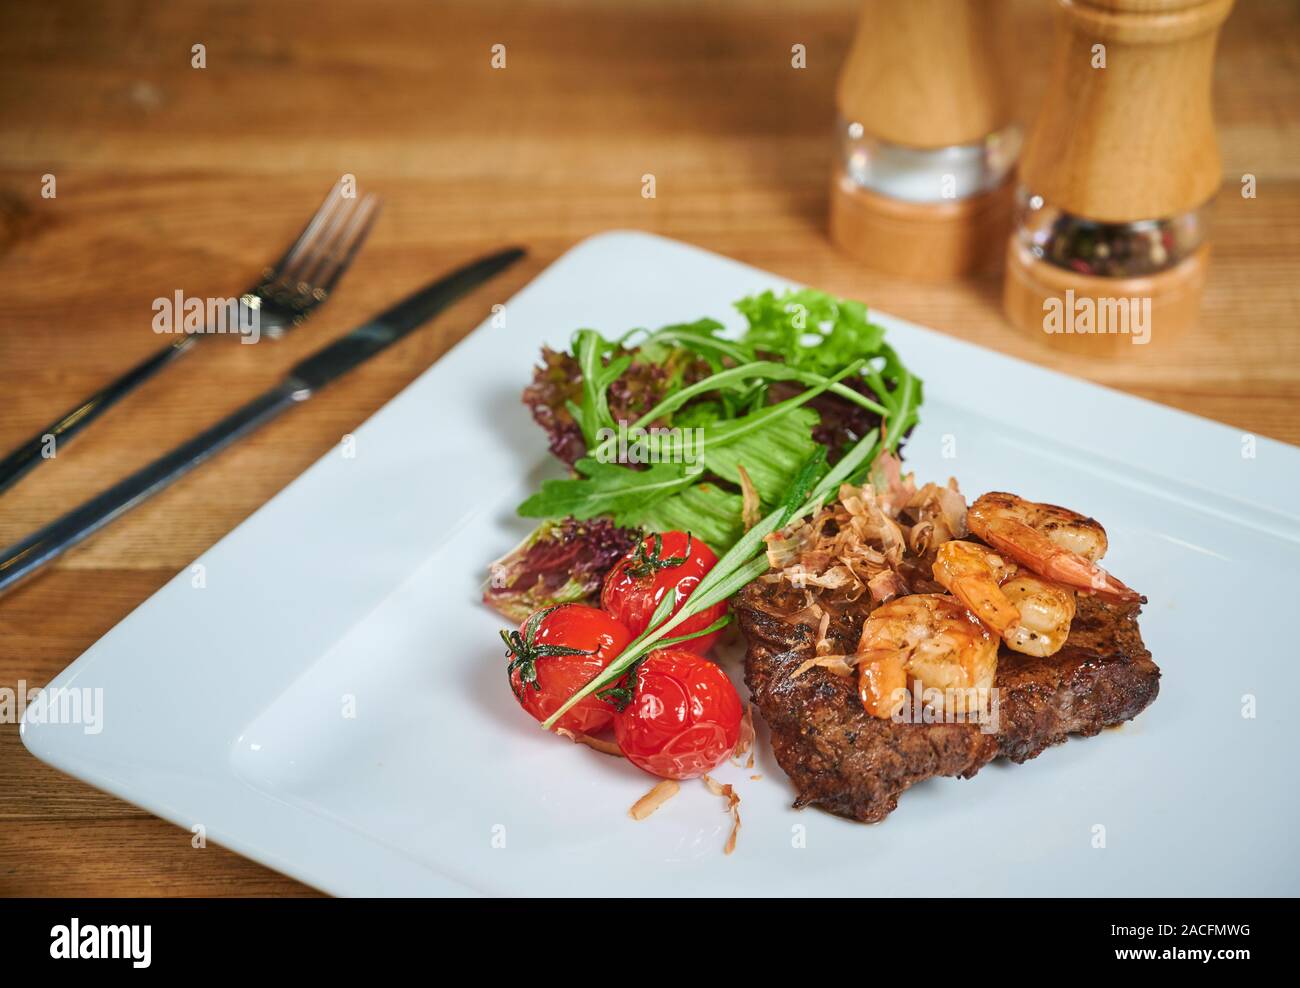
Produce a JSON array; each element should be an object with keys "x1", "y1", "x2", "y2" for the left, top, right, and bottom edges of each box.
[
  {"x1": 600, "y1": 531, "x2": 727, "y2": 654},
  {"x1": 613, "y1": 648, "x2": 743, "y2": 779},
  {"x1": 504, "y1": 604, "x2": 632, "y2": 735}
]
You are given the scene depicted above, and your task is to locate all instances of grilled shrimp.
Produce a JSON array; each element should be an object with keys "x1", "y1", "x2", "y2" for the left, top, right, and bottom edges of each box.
[
  {"x1": 1000, "y1": 574, "x2": 1076, "y2": 657},
  {"x1": 857, "y1": 594, "x2": 997, "y2": 719},
  {"x1": 967, "y1": 492, "x2": 1141, "y2": 602},
  {"x1": 932, "y1": 539, "x2": 1077, "y2": 658},
  {"x1": 932, "y1": 540, "x2": 1020, "y2": 635}
]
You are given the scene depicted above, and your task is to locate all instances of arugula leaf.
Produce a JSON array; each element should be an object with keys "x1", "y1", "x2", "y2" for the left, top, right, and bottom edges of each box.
[
  {"x1": 517, "y1": 458, "x2": 695, "y2": 521},
  {"x1": 696, "y1": 358, "x2": 860, "y2": 451},
  {"x1": 634, "y1": 318, "x2": 752, "y2": 369},
  {"x1": 570, "y1": 330, "x2": 632, "y2": 448},
  {"x1": 669, "y1": 401, "x2": 723, "y2": 431}
]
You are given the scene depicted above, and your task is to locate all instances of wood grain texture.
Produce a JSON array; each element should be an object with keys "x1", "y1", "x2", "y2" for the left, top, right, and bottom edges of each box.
[
  {"x1": 837, "y1": 0, "x2": 1017, "y2": 146},
  {"x1": 829, "y1": 169, "x2": 1016, "y2": 277},
  {"x1": 1003, "y1": 242, "x2": 1211, "y2": 350},
  {"x1": 0, "y1": 0, "x2": 1297, "y2": 897},
  {"x1": 1020, "y1": 0, "x2": 1235, "y2": 220}
]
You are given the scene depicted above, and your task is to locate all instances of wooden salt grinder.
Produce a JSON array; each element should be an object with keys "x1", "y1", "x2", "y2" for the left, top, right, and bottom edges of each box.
[
  {"x1": 829, "y1": 0, "x2": 1019, "y2": 279},
  {"x1": 1004, "y1": 0, "x2": 1235, "y2": 351}
]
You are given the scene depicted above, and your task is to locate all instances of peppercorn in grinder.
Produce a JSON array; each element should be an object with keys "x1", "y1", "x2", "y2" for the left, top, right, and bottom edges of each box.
[{"x1": 1003, "y1": 0, "x2": 1235, "y2": 350}]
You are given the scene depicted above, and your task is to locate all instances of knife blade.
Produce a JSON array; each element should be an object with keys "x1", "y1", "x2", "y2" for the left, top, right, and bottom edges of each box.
[{"x1": 0, "y1": 247, "x2": 525, "y2": 595}]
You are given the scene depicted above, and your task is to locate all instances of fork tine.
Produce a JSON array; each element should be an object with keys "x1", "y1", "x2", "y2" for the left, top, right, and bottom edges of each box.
[
  {"x1": 265, "y1": 179, "x2": 347, "y2": 283},
  {"x1": 309, "y1": 194, "x2": 382, "y2": 298},
  {"x1": 280, "y1": 191, "x2": 358, "y2": 291}
]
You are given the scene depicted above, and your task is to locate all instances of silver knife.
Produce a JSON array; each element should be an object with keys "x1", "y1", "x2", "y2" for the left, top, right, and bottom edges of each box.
[{"x1": 0, "y1": 247, "x2": 525, "y2": 596}]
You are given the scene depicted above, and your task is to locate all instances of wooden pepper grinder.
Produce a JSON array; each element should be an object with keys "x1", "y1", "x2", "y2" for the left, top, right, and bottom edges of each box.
[
  {"x1": 1004, "y1": 0, "x2": 1235, "y2": 350},
  {"x1": 829, "y1": 0, "x2": 1020, "y2": 279}
]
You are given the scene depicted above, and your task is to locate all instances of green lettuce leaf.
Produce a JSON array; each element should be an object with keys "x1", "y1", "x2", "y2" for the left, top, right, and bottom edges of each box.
[
  {"x1": 700, "y1": 407, "x2": 818, "y2": 507},
  {"x1": 628, "y1": 482, "x2": 744, "y2": 553},
  {"x1": 736, "y1": 288, "x2": 886, "y2": 376}
]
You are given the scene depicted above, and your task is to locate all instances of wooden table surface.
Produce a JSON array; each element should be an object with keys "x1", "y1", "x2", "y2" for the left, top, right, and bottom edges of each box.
[{"x1": 1, "y1": 0, "x2": 1297, "y2": 896}]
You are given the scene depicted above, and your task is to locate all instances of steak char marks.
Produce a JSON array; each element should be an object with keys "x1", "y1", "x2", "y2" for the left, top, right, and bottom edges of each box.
[{"x1": 737, "y1": 580, "x2": 1160, "y2": 823}]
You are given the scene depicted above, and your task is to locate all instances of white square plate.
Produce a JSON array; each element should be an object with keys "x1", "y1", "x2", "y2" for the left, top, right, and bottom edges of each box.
[{"x1": 22, "y1": 232, "x2": 1300, "y2": 896}]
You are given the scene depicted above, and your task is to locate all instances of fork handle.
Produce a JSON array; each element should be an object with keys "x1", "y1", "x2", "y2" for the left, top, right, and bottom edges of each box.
[
  {"x1": 0, "y1": 335, "x2": 200, "y2": 497},
  {"x1": 0, "y1": 381, "x2": 301, "y2": 596}
]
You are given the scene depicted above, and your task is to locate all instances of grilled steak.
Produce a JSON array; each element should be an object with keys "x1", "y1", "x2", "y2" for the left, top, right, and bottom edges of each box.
[{"x1": 737, "y1": 579, "x2": 1160, "y2": 822}]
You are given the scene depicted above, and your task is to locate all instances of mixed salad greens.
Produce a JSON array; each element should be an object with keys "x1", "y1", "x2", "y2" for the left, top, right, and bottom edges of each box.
[{"x1": 485, "y1": 288, "x2": 923, "y2": 623}]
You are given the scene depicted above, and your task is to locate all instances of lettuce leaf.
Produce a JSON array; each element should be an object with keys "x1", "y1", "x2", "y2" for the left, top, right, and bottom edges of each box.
[
  {"x1": 627, "y1": 482, "x2": 744, "y2": 553},
  {"x1": 515, "y1": 286, "x2": 921, "y2": 557},
  {"x1": 699, "y1": 407, "x2": 818, "y2": 507},
  {"x1": 735, "y1": 288, "x2": 885, "y2": 376},
  {"x1": 482, "y1": 517, "x2": 641, "y2": 622}
]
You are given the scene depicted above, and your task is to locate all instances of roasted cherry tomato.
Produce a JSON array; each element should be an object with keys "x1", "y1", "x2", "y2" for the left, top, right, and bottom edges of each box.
[
  {"x1": 600, "y1": 531, "x2": 727, "y2": 654},
  {"x1": 504, "y1": 604, "x2": 632, "y2": 735},
  {"x1": 613, "y1": 648, "x2": 743, "y2": 779}
]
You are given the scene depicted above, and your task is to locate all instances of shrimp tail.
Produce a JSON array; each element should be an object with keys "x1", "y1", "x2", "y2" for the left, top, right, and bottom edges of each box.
[
  {"x1": 977, "y1": 515, "x2": 1142, "y2": 603},
  {"x1": 1041, "y1": 553, "x2": 1144, "y2": 603}
]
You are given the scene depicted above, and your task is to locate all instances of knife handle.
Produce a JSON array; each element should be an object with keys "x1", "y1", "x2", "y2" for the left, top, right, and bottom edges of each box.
[
  {"x1": 0, "y1": 383, "x2": 301, "y2": 596},
  {"x1": 0, "y1": 336, "x2": 199, "y2": 498}
]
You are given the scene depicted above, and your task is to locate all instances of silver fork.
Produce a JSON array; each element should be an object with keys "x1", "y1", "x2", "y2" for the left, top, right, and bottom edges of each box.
[{"x1": 0, "y1": 182, "x2": 380, "y2": 496}]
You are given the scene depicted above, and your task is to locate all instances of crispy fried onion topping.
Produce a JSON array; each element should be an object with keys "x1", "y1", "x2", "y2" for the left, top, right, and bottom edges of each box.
[
  {"x1": 556, "y1": 728, "x2": 624, "y2": 756},
  {"x1": 790, "y1": 654, "x2": 857, "y2": 679},
  {"x1": 628, "y1": 779, "x2": 679, "y2": 820},
  {"x1": 763, "y1": 452, "x2": 967, "y2": 608},
  {"x1": 702, "y1": 775, "x2": 742, "y2": 855},
  {"x1": 737, "y1": 464, "x2": 762, "y2": 532},
  {"x1": 730, "y1": 704, "x2": 756, "y2": 769}
]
